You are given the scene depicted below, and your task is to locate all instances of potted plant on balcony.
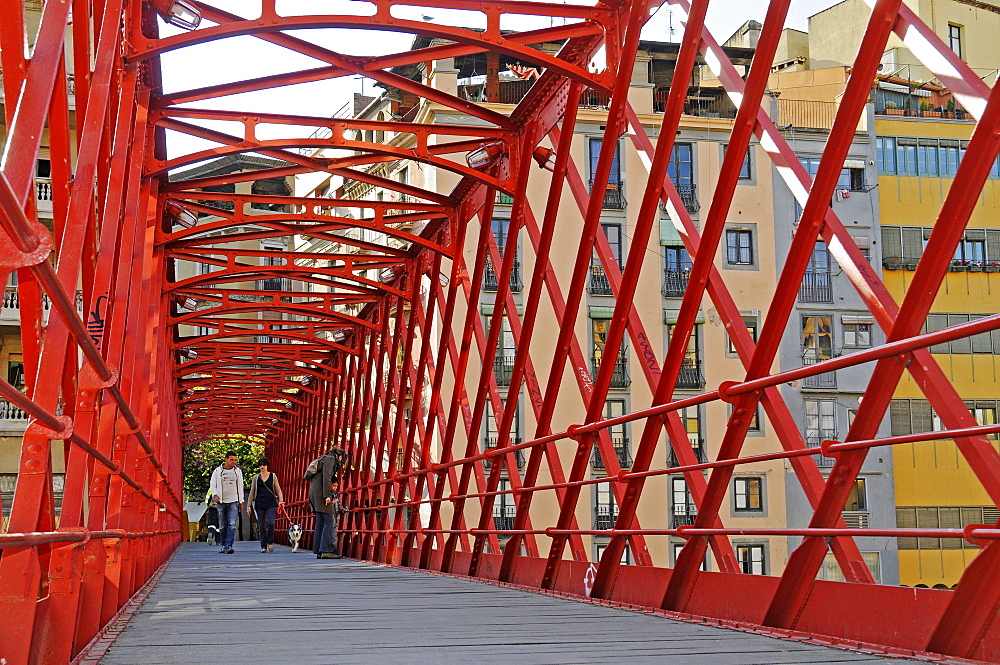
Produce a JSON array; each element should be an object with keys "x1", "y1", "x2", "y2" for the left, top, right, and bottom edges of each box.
[
  {"x1": 883, "y1": 101, "x2": 903, "y2": 116},
  {"x1": 944, "y1": 97, "x2": 956, "y2": 119},
  {"x1": 920, "y1": 101, "x2": 940, "y2": 118},
  {"x1": 882, "y1": 256, "x2": 903, "y2": 270},
  {"x1": 949, "y1": 259, "x2": 967, "y2": 272},
  {"x1": 968, "y1": 261, "x2": 984, "y2": 272},
  {"x1": 984, "y1": 261, "x2": 1000, "y2": 273},
  {"x1": 904, "y1": 259, "x2": 918, "y2": 271}
]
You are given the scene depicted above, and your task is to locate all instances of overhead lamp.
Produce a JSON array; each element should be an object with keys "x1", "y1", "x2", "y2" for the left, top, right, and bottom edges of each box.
[
  {"x1": 164, "y1": 200, "x2": 197, "y2": 228},
  {"x1": 174, "y1": 293, "x2": 198, "y2": 311},
  {"x1": 153, "y1": 0, "x2": 202, "y2": 30},
  {"x1": 465, "y1": 142, "x2": 506, "y2": 169},
  {"x1": 379, "y1": 268, "x2": 396, "y2": 283},
  {"x1": 300, "y1": 375, "x2": 313, "y2": 387},
  {"x1": 532, "y1": 146, "x2": 557, "y2": 171},
  {"x1": 331, "y1": 330, "x2": 347, "y2": 343},
  {"x1": 185, "y1": 388, "x2": 195, "y2": 395},
  {"x1": 178, "y1": 347, "x2": 198, "y2": 360}
]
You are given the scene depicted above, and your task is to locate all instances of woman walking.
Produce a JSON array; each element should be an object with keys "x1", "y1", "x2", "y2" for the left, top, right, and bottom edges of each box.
[{"x1": 247, "y1": 457, "x2": 285, "y2": 552}]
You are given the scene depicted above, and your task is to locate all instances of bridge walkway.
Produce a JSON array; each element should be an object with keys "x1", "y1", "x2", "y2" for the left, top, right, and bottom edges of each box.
[{"x1": 92, "y1": 543, "x2": 917, "y2": 665}]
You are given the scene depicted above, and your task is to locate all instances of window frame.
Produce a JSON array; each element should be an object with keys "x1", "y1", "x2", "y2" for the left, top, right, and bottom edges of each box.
[
  {"x1": 735, "y1": 542, "x2": 768, "y2": 575},
  {"x1": 724, "y1": 225, "x2": 756, "y2": 269},
  {"x1": 733, "y1": 475, "x2": 765, "y2": 515},
  {"x1": 948, "y1": 23, "x2": 963, "y2": 59}
]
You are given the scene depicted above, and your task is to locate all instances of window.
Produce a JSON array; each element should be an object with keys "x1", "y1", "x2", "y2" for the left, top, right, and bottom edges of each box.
[
  {"x1": 485, "y1": 399, "x2": 520, "y2": 450},
  {"x1": 819, "y1": 552, "x2": 880, "y2": 582},
  {"x1": 491, "y1": 316, "x2": 516, "y2": 386},
  {"x1": 485, "y1": 219, "x2": 522, "y2": 292},
  {"x1": 747, "y1": 405, "x2": 762, "y2": 433},
  {"x1": 668, "y1": 143, "x2": 694, "y2": 187},
  {"x1": 670, "y1": 477, "x2": 697, "y2": 528},
  {"x1": 492, "y1": 478, "x2": 516, "y2": 531},
  {"x1": 726, "y1": 314, "x2": 758, "y2": 355},
  {"x1": 7, "y1": 361, "x2": 25, "y2": 392},
  {"x1": 725, "y1": 228, "x2": 753, "y2": 266},
  {"x1": 923, "y1": 313, "x2": 1000, "y2": 354},
  {"x1": 801, "y1": 316, "x2": 833, "y2": 362},
  {"x1": 804, "y1": 399, "x2": 836, "y2": 444},
  {"x1": 723, "y1": 144, "x2": 752, "y2": 180},
  {"x1": 801, "y1": 242, "x2": 832, "y2": 303},
  {"x1": 662, "y1": 246, "x2": 692, "y2": 298},
  {"x1": 595, "y1": 480, "x2": 618, "y2": 530},
  {"x1": 948, "y1": 24, "x2": 962, "y2": 59},
  {"x1": 798, "y1": 157, "x2": 864, "y2": 191},
  {"x1": 876, "y1": 137, "x2": 896, "y2": 174},
  {"x1": 896, "y1": 505, "x2": 999, "y2": 550},
  {"x1": 670, "y1": 541, "x2": 706, "y2": 570},
  {"x1": 589, "y1": 138, "x2": 622, "y2": 184},
  {"x1": 735, "y1": 543, "x2": 767, "y2": 575},
  {"x1": 260, "y1": 245, "x2": 285, "y2": 291},
  {"x1": 603, "y1": 223, "x2": 624, "y2": 269},
  {"x1": 666, "y1": 324, "x2": 703, "y2": 390},
  {"x1": 845, "y1": 477, "x2": 867, "y2": 512},
  {"x1": 733, "y1": 476, "x2": 763, "y2": 513},
  {"x1": 596, "y1": 542, "x2": 631, "y2": 564},
  {"x1": 0, "y1": 473, "x2": 16, "y2": 514},
  {"x1": 843, "y1": 321, "x2": 872, "y2": 348}
]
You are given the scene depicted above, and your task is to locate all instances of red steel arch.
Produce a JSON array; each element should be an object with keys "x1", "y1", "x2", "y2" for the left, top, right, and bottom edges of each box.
[{"x1": 1, "y1": 0, "x2": 999, "y2": 663}]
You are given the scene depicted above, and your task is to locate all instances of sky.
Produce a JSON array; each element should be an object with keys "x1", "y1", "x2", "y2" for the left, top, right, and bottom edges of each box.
[{"x1": 159, "y1": 0, "x2": 847, "y2": 160}]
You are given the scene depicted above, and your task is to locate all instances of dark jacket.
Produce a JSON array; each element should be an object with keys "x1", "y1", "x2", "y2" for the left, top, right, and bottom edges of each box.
[{"x1": 308, "y1": 450, "x2": 346, "y2": 514}]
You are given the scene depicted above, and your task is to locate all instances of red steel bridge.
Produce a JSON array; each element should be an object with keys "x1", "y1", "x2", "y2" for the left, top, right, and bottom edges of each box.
[{"x1": 1, "y1": 0, "x2": 999, "y2": 663}]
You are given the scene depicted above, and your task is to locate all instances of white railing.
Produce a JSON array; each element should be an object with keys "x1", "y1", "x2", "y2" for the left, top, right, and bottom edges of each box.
[
  {"x1": 0, "y1": 401, "x2": 27, "y2": 422},
  {"x1": 36, "y1": 177, "x2": 53, "y2": 213},
  {"x1": 1, "y1": 287, "x2": 83, "y2": 324}
]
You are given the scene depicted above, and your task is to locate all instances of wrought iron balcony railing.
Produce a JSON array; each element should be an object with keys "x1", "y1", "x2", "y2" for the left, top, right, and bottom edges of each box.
[
  {"x1": 483, "y1": 257, "x2": 523, "y2": 292},
  {"x1": 594, "y1": 504, "x2": 619, "y2": 530},
  {"x1": 591, "y1": 438, "x2": 632, "y2": 470},
  {"x1": 802, "y1": 349, "x2": 838, "y2": 389},
  {"x1": 492, "y1": 507, "x2": 517, "y2": 533},
  {"x1": 670, "y1": 508, "x2": 698, "y2": 529},
  {"x1": 805, "y1": 431, "x2": 838, "y2": 467},
  {"x1": 492, "y1": 353, "x2": 516, "y2": 387},
  {"x1": 662, "y1": 265, "x2": 692, "y2": 298},
  {"x1": 668, "y1": 437, "x2": 708, "y2": 468},
  {"x1": 591, "y1": 349, "x2": 630, "y2": 389},
  {"x1": 590, "y1": 179, "x2": 626, "y2": 210},
  {"x1": 658, "y1": 184, "x2": 700, "y2": 214},
  {"x1": 676, "y1": 358, "x2": 705, "y2": 390},
  {"x1": 483, "y1": 437, "x2": 525, "y2": 471},
  {"x1": 588, "y1": 262, "x2": 614, "y2": 295},
  {"x1": 800, "y1": 270, "x2": 833, "y2": 303}
]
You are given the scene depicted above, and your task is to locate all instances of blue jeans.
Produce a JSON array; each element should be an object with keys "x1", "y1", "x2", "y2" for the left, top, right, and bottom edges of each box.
[
  {"x1": 257, "y1": 506, "x2": 276, "y2": 549},
  {"x1": 315, "y1": 512, "x2": 337, "y2": 554},
  {"x1": 218, "y1": 501, "x2": 240, "y2": 549}
]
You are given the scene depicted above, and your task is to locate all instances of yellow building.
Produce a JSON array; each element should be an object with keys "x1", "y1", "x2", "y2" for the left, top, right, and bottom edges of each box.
[{"x1": 876, "y1": 115, "x2": 1000, "y2": 588}]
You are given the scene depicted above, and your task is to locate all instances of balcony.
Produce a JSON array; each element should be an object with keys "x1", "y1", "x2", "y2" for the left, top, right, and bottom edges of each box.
[
  {"x1": 668, "y1": 437, "x2": 708, "y2": 468},
  {"x1": 591, "y1": 438, "x2": 632, "y2": 470},
  {"x1": 662, "y1": 265, "x2": 692, "y2": 298},
  {"x1": 802, "y1": 349, "x2": 837, "y2": 389},
  {"x1": 258, "y1": 277, "x2": 292, "y2": 292},
  {"x1": 676, "y1": 358, "x2": 704, "y2": 390},
  {"x1": 592, "y1": 348, "x2": 630, "y2": 389},
  {"x1": 1, "y1": 287, "x2": 83, "y2": 326},
  {"x1": 881, "y1": 255, "x2": 922, "y2": 271},
  {"x1": 492, "y1": 353, "x2": 516, "y2": 387},
  {"x1": 841, "y1": 512, "x2": 870, "y2": 528},
  {"x1": 670, "y1": 507, "x2": 698, "y2": 529},
  {"x1": 594, "y1": 504, "x2": 619, "y2": 530},
  {"x1": 492, "y1": 506, "x2": 517, "y2": 533},
  {"x1": 483, "y1": 437, "x2": 525, "y2": 471},
  {"x1": 483, "y1": 257, "x2": 523, "y2": 292},
  {"x1": 806, "y1": 431, "x2": 838, "y2": 467},
  {"x1": 587, "y1": 262, "x2": 613, "y2": 295},
  {"x1": 590, "y1": 180, "x2": 626, "y2": 210},
  {"x1": 36, "y1": 178, "x2": 53, "y2": 214},
  {"x1": 0, "y1": 401, "x2": 28, "y2": 432},
  {"x1": 799, "y1": 270, "x2": 833, "y2": 303}
]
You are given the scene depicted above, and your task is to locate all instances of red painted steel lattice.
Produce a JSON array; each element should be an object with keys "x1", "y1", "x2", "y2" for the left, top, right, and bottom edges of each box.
[{"x1": 1, "y1": 0, "x2": 1000, "y2": 663}]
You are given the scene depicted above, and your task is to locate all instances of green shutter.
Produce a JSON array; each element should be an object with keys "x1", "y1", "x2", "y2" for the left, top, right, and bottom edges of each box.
[
  {"x1": 481, "y1": 304, "x2": 524, "y2": 316},
  {"x1": 588, "y1": 306, "x2": 615, "y2": 319},
  {"x1": 663, "y1": 309, "x2": 705, "y2": 324},
  {"x1": 660, "y1": 217, "x2": 683, "y2": 246}
]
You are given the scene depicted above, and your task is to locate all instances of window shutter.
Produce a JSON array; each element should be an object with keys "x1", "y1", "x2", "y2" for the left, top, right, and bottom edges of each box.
[
  {"x1": 916, "y1": 507, "x2": 940, "y2": 549},
  {"x1": 889, "y1": 400, "x2": 910, "y2": 436},
  {"x1": 949, "y1": 314, "x2": 972, "y2": 353},
  {"x1": 926, "y1": 313, "x2": 950, "y2": 353},
  {"x1": 896, "y1": 507, "x2": 917, "y2": 549},
  {"x1": 987, "y1": 229, "x2": 1000, "y2": 262},
  {"x1": 938, "y1": 507, "x2": 963, "y2": 549},
  {"x1": 901, "y1": 227, "x2": 923, "y2": 261},
  {"x1": 970, "y1": 315, "x2": 994, "y2": 354},
  {"x1": 911, "y1": 400, "x2": 933, "y2": 435},
  {"x1": 881, "y1": 227, "x2": 902, "y2": 261}
]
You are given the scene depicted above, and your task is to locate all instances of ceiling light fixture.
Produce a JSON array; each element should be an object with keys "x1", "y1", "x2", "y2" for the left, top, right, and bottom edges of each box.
[
  {"x1": 532, "y1": 146, "x2": 557, "y2": 171},
  {"x1": 465, "y1": 141, "x2": 506, "y2": 169},
  {"x1": 152, "y1": 0, "x2": 202, "y2": 30},
  {"x1": 164, "y1": 200, "x2": 197, "y2": 228}
]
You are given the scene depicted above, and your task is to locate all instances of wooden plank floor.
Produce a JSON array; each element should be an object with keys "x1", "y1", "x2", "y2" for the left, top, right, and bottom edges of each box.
[{"x1": 99, "y1": 543, "x2": 918, "y2": 665}]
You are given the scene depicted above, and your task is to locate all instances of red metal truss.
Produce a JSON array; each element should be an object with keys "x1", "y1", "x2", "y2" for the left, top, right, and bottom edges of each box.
[{"x1": 3, "y1": 0, "x2": 1000, "y2": 662}]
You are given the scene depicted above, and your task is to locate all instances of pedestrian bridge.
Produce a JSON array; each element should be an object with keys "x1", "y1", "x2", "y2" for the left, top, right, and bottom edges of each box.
[
  {"x1": 1, "y1": 0, "x2": 999, "y2": 664},
  {"x1": 86, "y1": 543, "x2": 912, "y2": 665}
]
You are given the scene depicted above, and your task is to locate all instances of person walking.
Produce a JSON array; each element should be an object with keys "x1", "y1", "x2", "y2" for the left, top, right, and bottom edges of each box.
[
  {"x1": 246, "y1": 457, "x2": 285, "y2": 553},
  {"x1": 306, "y1": 447, "x2": 347, "y2": 559},
  {"x1": 209, "y1": 451, "x2": 244, "y2": 554}
]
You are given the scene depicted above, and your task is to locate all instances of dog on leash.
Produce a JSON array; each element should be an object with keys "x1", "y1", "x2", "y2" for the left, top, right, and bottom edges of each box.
[
  {"x1": 206, "y1": 525, "x2": 219, "y2": 546},
  {"x1": 288, "y1": 523, "x2": 303, "y2": 553}
]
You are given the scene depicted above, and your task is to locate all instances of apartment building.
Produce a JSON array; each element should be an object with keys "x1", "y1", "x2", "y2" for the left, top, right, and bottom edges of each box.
[{"x1": 294, "y1": 33, "x2": 905, "y2": 578}]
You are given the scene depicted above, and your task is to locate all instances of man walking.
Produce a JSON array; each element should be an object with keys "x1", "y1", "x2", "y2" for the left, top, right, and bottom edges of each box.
[
  {"x1": 210, "y1": 451, "x2": 245, "y2": 554},
  {"x1": 307, "y1": 447, "x2": 347, "y2": 559}
]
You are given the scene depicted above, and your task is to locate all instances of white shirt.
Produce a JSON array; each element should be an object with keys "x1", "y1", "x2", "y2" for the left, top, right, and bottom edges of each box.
[{"x1": 210, "y1": 465, "x2": 244, "y2": 504}]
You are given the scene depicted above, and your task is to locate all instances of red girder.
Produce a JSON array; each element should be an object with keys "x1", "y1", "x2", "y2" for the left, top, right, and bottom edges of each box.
[{"x1": 4, "y1": 0, "x2": 1000, "y2": 662}]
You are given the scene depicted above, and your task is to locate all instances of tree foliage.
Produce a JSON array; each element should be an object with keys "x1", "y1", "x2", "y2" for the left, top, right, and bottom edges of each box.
[{"x1": 183, "y1": 435, "x2": 264, "y2": 501}]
